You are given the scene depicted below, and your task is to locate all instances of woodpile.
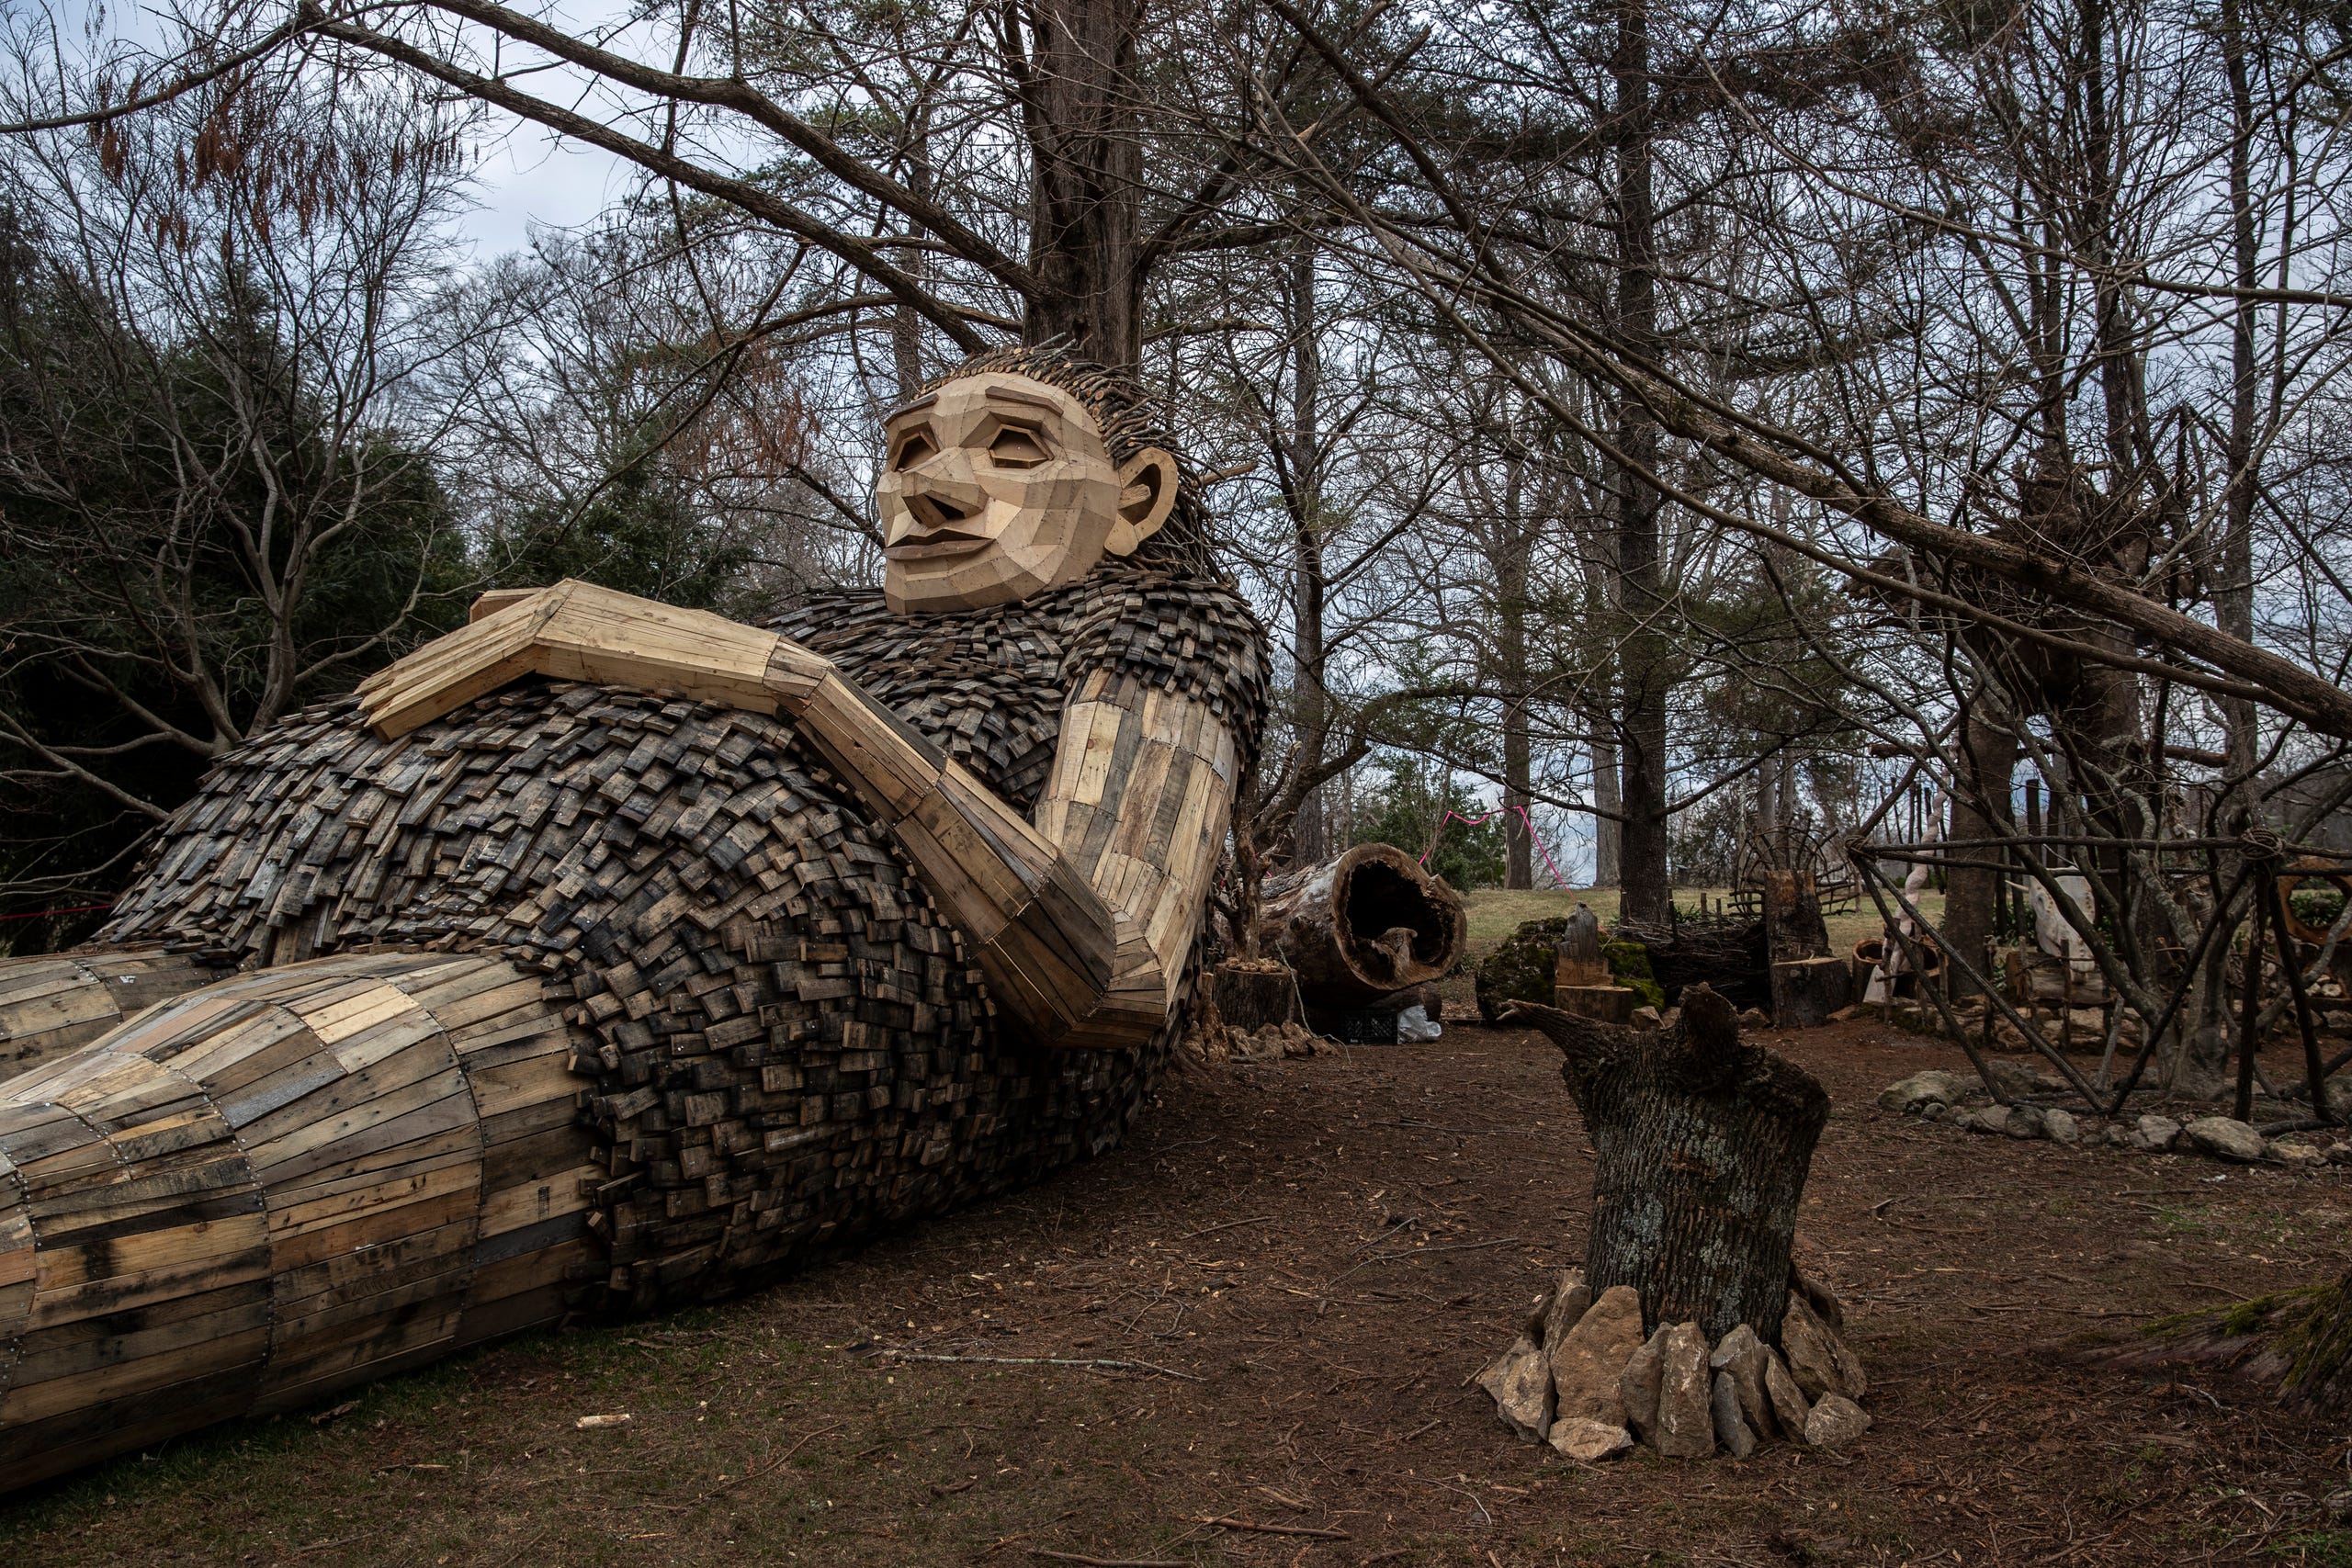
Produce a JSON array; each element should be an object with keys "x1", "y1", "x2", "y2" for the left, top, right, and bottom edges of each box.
[
  {"x1": 0, "y1": 558, "x2": 1268, "y2": 1489},
  {"x1": 1614, "y1": 919, "x2": 1771, "y2": 1013},
  {"x1": 1484, "y1": 987, "x2": 1868, "y2": 1459},
  {"x1": 1256, "y1": 843, "x2": 1465, "y2": 1015}
]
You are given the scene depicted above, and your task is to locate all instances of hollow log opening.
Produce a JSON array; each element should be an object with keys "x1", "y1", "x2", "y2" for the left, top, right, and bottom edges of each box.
[{"x1": 1258, "y1": 842, "x2": 1468, "y2": 1009}]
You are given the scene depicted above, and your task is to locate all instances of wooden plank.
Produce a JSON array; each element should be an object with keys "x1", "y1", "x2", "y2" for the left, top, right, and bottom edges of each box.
[
  {"x1": 240, "y1": 1059, "x2": 469, "y2": 1168},
  {"x1": 0, "y1": 1363, "x2": 261, "y2": 1490},
  {"x1": 6, "y1": 1290, "x2": 273, "y2": 1389},
  {"x1": 479, "y1": 1162, "x2": 598, "y2": 1239},
  {"x1": 0, "y1": 1324, "x2": 271, "y2": 1424},
  {"x1": 266, "y1": 1161, "x2": 483, "y2": 1247},
  {"x1": 466, "y1": 1053, "x2": 582, "y2": 1122}
]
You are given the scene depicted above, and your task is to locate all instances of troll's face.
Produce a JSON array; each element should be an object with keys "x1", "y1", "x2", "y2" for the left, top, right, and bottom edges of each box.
[{"x1": 877, "y1": 371, "x2": 1178, "y2": 615}]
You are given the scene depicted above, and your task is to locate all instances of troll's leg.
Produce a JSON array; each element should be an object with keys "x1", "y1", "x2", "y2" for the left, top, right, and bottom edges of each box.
[
  {"x1": 0, "y1": 948, "x2": 221, "y2": 1084},
  {"x1": 0, "y1": 950, "x2": 597, "y2": 1489}
]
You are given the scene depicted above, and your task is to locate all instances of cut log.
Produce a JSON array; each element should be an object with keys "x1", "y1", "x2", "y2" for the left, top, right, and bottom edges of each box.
[
  {"x1": 1616, "y1": 919, "x2": 1771, "y2": 1012},
  {"x1": 1211, "y1": 960, "x2": 1305, "y2": 1033},
  {"x1": 1554, "y1": 984, "x2": 1636, "y2": 1026},
  {"x1": 1258, "y1": 843, "x2": 1467, "y2": 1010},
  {"x1": 1770, "y1": 957, "x2": 1851, "y2": 1029},
  {"x1": 1507, "y1": 984, "x2": 1831, "y2": 1344}
]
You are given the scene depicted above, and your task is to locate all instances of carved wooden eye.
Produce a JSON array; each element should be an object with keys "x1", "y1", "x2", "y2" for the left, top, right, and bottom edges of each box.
[
  {"x1": 890, "y1": 428, "x2": 935, "y2": 469},
  {"x1": 988, "y1": 426, "x2": 1050, "y2": 468}
]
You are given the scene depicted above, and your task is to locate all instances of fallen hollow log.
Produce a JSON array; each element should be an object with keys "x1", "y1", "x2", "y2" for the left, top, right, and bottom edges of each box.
[
  {"x1": 1505, "y1": 984, "x2": 1831, "y2": 1343},
  {"x1": 1256, "y1": 842, "x2": 1466, "y2": 1010}
]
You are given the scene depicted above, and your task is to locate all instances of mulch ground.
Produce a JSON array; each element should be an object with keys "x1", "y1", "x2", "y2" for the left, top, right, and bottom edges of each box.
[{"x1": 4, "y1": 1019, "x2": 2347, "y2": 1567}]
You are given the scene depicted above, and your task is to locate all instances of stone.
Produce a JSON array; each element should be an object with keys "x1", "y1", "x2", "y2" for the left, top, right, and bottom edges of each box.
[
  {"x1": 1549, "y1": 1284, "x2": 1644, "y2": 1427},
  {"x1": 1547, "y1": 1417, "x2": 1634, "y2": 1462},
  {"x1": 1804, "y1": 1393, "x2": 1871, "y2": 1450},
  {"x1": 2278, "y1": 1142, "x2": 2325, "y2": 1170},
  {"x1": 1878, "y1": 1069, "x2": 1973, "y2": 1114},
  {"x1": 2326, "y1": 1142, "x2": 2352, "y2": 1166},
  {"x1": 1738, "y1": 1007, "x2": 1770, "y2": 1031},
  {"x1": 1477, "y1": 1332, "x2": 1553, "y2": 1442},
  {"x1": 1981, "y1": 1058, "x2": 2050, "y2": 1099},
  {"x1": 2042, "y1": 1108, "x2": 2080, "y2": 1145},
  {"x1": 2185, "y1": 1116, "x2": 2268, "y2": 1163},
  {"x1": 1780, "y1": 1295, "x2": 1865, "y2": 1401},
  {"x1": 2132, "y1": 1113, "x2": 2184, "y2": 1152},
  {"x1": 1920, "y1": 1100, "x2": 1949, "y2": 1122},
  {"x1": 1619, "y1": 1326, "x2": 1668, "y2": 1444},
  {"x1": 2106, "y1": 1122, "x2": 2134, "y2": 1148},
  {"x1": 1630, "y1": 1005, "x2": 1663, "y2": 1032},
  {"x1": 1710, "y1": 1324, "x2": 1775, "y2": 1437},
  {"x1": 2002, "y1": 1103, "x2": 2048, "y2": 1140},
  {"x1": 1653, "y1": 1322, "x2": 1715, "y2": 1459},
  {"x1": 1537, "y1": 1267, "x2": 1590, "y2": 1348},
  {"x1": 1229, "y1": 1026, "x2": 1286, "y2": 1064},
  {"x1": 1965, "y1": 1105, "x2": 2010, "y2": 1135},
  {"x1": 1713, "y1": 1370, "x2": 1758, "y2": 1459},
  {"x1": 1763, "y1": 1347, "x2": 1811, "y2": 1435}
]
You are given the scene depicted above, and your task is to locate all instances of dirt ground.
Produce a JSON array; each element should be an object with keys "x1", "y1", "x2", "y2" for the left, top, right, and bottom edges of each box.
[{"x1": 3, "y1": 1017, "x2": 2347, "y2": 1568}]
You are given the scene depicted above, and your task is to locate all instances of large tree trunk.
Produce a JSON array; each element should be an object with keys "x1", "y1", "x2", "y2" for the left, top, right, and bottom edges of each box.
[
  {"x1": 1286, "y1": 244, "x2": 1331, "y2": 863},
  {"x1": 1499, "y1": 456, "x2": 1535, "y2": 890},
  {"x1": 1014, "y1": 0, "x2": 1144, "y2": 366},
  {"x1": 1592, "y1": 720, "x2": 1623, "y2": 887},
  {"x1": 1258, "y1": 843, "x2": 1467, "y2": 1009},
  {"x1": 1611, "y1": 0, "x2": 1671, "y2": 926},
  {"x1": 1942, "y1": 709, "x2": 2017, "y2": 998},
  {"x1": 1510, "y1": 985, "x2": 1830, "y2": 1343}
]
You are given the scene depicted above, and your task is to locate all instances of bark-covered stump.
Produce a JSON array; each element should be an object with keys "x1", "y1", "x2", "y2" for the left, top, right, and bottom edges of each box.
[
  {"x1": 1770, "y1": 956, "x2": 1852, "y2": 1029},
  {"x1": 1476, "y1": 984, "x2": 1868, "y2": 1462}
]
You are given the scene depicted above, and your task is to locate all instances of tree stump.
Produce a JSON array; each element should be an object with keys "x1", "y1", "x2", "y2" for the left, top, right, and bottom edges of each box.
[
  {"x1": 1555, "y1": 903, "x2": 1610, "y2": 987},
  {"x1": 1211, "y1": 959, "x2": 1305, "y2": 1033},
  {"x1": 1508, "y1": 984, "x2": 1831, "y2": 1344},
  {"x1": 1770, "y1": 956, "x2": 1851, "y2": 1028}
]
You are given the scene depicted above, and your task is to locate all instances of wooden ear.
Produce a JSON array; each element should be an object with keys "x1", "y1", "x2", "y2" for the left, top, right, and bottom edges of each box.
[{"x1": 1104, "y1": 447, "x2": 1179, "y2": 557}]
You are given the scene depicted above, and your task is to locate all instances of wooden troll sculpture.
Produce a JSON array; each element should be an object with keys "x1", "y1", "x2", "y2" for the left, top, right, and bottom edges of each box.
[{"x1": 0, "y1": 349, "x2": 1268, "y2": 1489}]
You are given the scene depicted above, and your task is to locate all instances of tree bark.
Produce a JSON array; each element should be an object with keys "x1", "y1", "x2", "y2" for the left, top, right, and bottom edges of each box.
[
  {"x1": 1013, "y1": 0, "x2": 1144, "y2": 366},
  {"x1": 1942, "y1": 709, "x2": 2017, "y2": 998},
  {"x1": 1258, "y1": 843, "x2": 1467, "y2": 1008},
  {"x1": 1509, "y1": 985, "x2": 1830, "y2": 1343},
  {"x1": 1286, "y1": 243, "x2": 1330, "y2": 863},
  {"x1": 1611, "y1": 0, "x2": 1671, "y2": 925},
  {"x1": 1592, "y1": 720, "x2": 1623, "y2": 887},
  {"x1": 1498, "y1": 453, "x2": 1535, "y2": 889}
]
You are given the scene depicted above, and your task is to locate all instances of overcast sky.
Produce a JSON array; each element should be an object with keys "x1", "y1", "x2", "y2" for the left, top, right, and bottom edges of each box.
[{"x1": 458, "y1": 120, "x2": 628, "y2": 258}]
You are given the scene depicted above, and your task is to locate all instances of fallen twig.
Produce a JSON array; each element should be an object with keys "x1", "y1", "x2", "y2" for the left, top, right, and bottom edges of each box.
[
  {"x1": 1186, "y1": 1516, "x2": 1351, "y2": 1540},
  {"x1": 1028, "y1": 1552, "x2": 1189, "y2": 1568},
  {"x1": 1180, "y1": 1214, "x2": 1275, "y2": 1239},
  {"x1": 669, "y1": 1419, "x2": 842, "y2": 1506},
  {"x1": 872, "y1": 1349, "x2": 1203, "y2": 1381}
]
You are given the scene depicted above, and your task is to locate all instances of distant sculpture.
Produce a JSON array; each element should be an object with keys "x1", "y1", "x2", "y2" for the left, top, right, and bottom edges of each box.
[{"x1": 0, "y1": 347, "x2": 1268, "y2": 1488}]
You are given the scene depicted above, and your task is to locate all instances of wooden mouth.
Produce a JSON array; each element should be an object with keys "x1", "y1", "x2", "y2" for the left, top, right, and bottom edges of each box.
[{"x1": 885, "y1": 536, "x2": 990, "y2": 560}]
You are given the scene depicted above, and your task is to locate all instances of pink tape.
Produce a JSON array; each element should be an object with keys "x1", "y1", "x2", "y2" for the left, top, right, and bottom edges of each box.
[{"x1": 1415, "y1": 805, "x2": 1571, "y2": 889}]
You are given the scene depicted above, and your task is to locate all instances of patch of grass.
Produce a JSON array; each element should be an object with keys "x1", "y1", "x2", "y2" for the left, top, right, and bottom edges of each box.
[{"x1": 2267, "y1": 1529, "x2": 2352, "y2": 1566}]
